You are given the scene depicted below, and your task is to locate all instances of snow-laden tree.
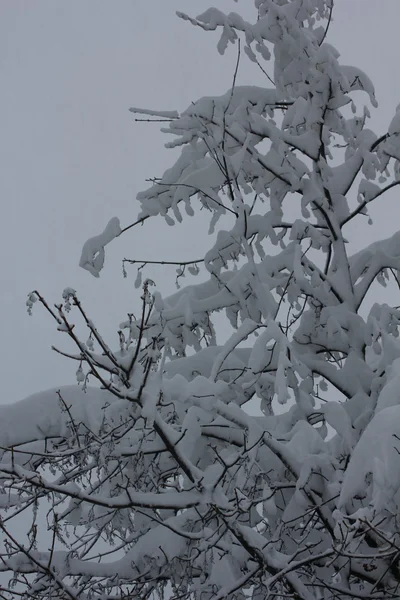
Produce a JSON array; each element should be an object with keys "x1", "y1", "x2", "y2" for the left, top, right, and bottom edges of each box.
[{"x1": 3, "y1": 1, "x2": 400, "y2": 598}]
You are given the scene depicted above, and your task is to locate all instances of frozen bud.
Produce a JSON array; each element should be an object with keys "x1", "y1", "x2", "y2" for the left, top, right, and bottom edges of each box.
[
  {"x1": 62, "y1": 288, "x2": 76, "y2": 313},
  {"x1": 26, "y1": 292, "x2": 37, "y2": 315},
  {"x1": 76, "y1": 365, "x2": 85, "y2": 383},
  {"x1": 118, "y1": 330, "x2": 126, "y2": 352},
  {"x1": 62, "y1": 287, "x2": 76, "y2": 300},
  {"x1": 134, "y1": 270, "x2": 142, "y2": 289}
]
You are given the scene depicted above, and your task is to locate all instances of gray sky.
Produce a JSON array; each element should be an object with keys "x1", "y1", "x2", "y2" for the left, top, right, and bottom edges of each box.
[{"x1": 1, "y1": 1, "x2": 400, "y2": 404}]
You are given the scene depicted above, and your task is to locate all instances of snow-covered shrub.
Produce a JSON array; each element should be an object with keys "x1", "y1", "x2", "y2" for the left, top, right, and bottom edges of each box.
[{"x1": 3, "y1": 1, "x2": 400, "y2": 598}]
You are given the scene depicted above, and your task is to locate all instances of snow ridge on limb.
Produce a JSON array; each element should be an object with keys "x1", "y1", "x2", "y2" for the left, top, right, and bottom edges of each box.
[
  {"x1": 79, "y1": 216, "x2": 121, "y2": 277},
  {"x1": 5, "y1": 1, "x2": 400, "y2": 599}
]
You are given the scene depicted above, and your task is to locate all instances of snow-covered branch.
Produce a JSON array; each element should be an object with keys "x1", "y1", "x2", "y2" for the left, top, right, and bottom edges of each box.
[{"x1": 4, "y1": 1, "x2": 400, "y2": 598}]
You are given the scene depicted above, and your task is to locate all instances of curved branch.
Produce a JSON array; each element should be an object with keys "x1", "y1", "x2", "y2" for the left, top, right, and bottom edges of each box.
[{"x1": 342, "y1": 180, "x2": 400, "y2": 227}]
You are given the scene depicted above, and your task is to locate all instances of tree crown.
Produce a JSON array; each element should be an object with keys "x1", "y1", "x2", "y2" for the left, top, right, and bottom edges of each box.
[{"x1": 3, "y1": 1, "x2": 400, "y2": 598}]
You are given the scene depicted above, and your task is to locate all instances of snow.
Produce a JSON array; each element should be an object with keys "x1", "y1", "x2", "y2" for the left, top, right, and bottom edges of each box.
[
  {"x1": 321, "y1": 402, "x2": 354, "y2": 452},
  {"x1": 341, "y1": 65, "x2": 378, "y2": 107},
  {"x1": 4, "y1": 1, "x2": 400, "y2": 598},
  {"x1": 388, "y1": 103, "x2": 400, "y2": 136},
  {"x1": 210, "y1": 318, "x2": 258, "y2": 382},
  {"x1": 129, "y1": 106, "x2": 179, "y2": 119},
  {"x1": 79, "y1": 216, "x2": 121, "y2": 277},
  {"x1": 374, "y1": 357, "x2": 400, "y2": 413},
  {"x1": 339, "y1": 406, "x2": 400, "y2": 514},
  {"x1": 0, "y1": 386, "x2": 113, "y2": 450}
]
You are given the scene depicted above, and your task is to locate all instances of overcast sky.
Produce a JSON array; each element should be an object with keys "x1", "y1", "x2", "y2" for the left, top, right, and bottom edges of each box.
[{"x1": 1, "y1": 1, "x2": 400, "y2": 404}]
